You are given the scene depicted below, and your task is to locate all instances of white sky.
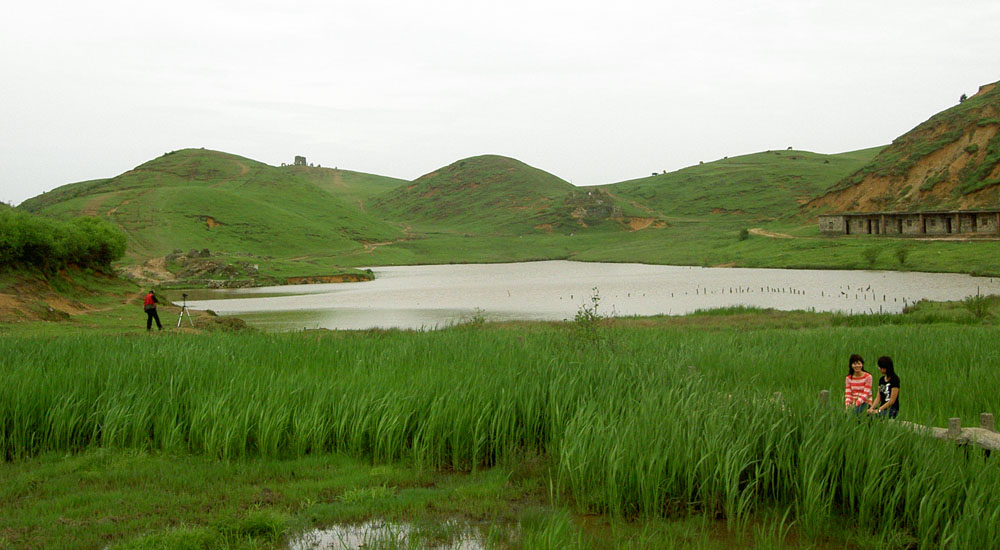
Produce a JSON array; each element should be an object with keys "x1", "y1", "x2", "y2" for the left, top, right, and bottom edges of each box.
[{"x1": 2, "y1": 0, "x2": 998, "y2": 205}]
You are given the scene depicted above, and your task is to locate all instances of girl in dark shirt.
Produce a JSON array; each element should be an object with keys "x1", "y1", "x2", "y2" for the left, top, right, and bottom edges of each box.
[{"x1": 868, "y1": 356, "x2": 900, "y2": 418}]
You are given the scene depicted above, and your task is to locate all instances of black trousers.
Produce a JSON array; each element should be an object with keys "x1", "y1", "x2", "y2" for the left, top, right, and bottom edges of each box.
[{"x1": 146, "y1": 308, "x2": 162, "y2": 330}]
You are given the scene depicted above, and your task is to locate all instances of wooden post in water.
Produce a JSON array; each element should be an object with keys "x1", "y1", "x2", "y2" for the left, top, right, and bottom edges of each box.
[
  {"x1": 948, "y1": 418, "x2": 962, "y2": 438},
  {"x1": 982, "y1": 413, "x2": 996, "y2": 433}
]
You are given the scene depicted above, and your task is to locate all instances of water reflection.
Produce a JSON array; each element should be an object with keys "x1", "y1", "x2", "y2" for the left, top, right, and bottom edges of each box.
[
  {"x1": 287, "y1": 519, "x2": 496, "y2": 549},
  {"x1": 184, "y1": 261, "x2": 1000, "y2": 331}
]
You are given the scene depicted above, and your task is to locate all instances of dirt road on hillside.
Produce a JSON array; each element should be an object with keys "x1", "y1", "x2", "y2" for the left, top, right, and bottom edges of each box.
[{"x1": 749, "y1": 228, "x2": 795, "y2": 239}]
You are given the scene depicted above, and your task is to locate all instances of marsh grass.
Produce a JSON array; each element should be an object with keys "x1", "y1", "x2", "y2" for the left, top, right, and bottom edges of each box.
[{"x1": 2, "y1": 326, "x2": 999, "y2": 547}]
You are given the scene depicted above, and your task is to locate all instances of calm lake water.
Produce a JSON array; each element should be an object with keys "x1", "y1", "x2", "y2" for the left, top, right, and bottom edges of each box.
[{"x1": 182, "y1": 261, "x2": 1000, "y2": 331}]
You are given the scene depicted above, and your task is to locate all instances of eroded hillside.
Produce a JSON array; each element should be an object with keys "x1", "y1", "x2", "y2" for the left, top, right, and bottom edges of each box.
[{"x1": 807, "y1": 81, "x2": 1000, "y2": 213}]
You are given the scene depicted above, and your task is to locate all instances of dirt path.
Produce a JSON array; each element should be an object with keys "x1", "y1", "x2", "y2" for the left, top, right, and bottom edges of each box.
[
  {"x1": 122, "y1": 256, "x2": 175, "y2": 284},
  {"x1": 107, "y1": 198, "x2": 131, "y2": 216},
  {"x1": 627, "y1": 218, "x2": 655, "y2": 231},
  {"x1": 363, "y1": 241, "x2": 393, "y2": 253},
  {"x1": 82, "y1": 195, "x2": 104, "y2": 216},
  {"x1": 749, "y1": 228, "x2": 795, "y2": 239}
]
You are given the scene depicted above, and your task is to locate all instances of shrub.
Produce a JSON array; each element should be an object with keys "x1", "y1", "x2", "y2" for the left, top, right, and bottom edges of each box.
[
  {"x1": 895, "y1": 246, "x2": 910, "y2": 266},
  {"x1": 572, "y1": 287, "x2": 606, "y2": 347},
  {"x1": 738, "y1": 228, "x2": 750, "y2": 241},
  {"x1": 0, "y1": 207, "x2": 126, "y2": 272},
  {"x1": 862, "y1": 246, "x2": 881, "y2": 268},
  {"x1": 962, "y1": 292, "x2": 991, "y2": 319}
]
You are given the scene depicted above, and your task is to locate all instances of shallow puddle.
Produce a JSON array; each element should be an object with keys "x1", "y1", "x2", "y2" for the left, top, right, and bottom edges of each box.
[{"x1": 287, "y1": 519, "x2": 503, "y2": 549}]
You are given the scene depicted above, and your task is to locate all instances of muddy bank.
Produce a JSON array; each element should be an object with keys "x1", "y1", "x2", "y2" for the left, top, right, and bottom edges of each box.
[{"x1": 284, "y1": 272, "x2": 373, "y2": 285}]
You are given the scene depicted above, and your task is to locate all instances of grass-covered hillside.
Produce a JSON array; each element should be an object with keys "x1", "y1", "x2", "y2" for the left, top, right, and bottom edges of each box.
[
  {"x1": 28, "y1": 143, "x2": 1000, "y2": 278},
  {"x1": 19, "y1": 149, "x2": 408, "y2": 263},
  {"x1": 605, "y1": 148, "x2": 882, "y2": 220},
  {"x1": 809, "y1": 80, "x2": 1000, "y2": 213},
  {"x1": 372, "y1": 155, "x2": 616, "y2": 233}
]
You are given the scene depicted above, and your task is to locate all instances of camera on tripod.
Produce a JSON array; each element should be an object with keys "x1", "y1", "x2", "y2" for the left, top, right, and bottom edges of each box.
[{"x1": 177, "y1": 292, "x2": 193, "y2": 328}]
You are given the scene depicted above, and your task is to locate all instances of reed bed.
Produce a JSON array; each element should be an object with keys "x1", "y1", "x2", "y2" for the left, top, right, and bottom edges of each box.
[{"x1": 2, "y1": 325, "x2": 999, "y2": 547}]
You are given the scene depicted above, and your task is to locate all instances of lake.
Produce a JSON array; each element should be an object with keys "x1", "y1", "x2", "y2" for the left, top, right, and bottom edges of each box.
[{"x1": 182, "y1": 261, "x2": 1000, "y2": 331}]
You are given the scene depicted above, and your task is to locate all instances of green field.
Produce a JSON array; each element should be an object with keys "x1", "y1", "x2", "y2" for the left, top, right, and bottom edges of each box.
[{"x1": 3, "y1": 317, "x2": 999, "y2": 548}]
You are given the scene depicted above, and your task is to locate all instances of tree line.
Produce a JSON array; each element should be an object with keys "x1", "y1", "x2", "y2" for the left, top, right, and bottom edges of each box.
[{"x1": 0, "y1": 204, "x2": 126, "y2": 272}]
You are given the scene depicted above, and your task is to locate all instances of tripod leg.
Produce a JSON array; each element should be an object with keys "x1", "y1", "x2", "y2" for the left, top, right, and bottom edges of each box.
[
  {"x1": 177, "y1": 308, "x2": 183, "y2": 328},
  {"x1": 185, "y1": 307, "x2": 194, "y2": 327}
]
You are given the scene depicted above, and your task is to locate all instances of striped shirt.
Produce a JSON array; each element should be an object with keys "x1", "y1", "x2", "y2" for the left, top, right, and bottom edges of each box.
[{"x1": 845, "y1": 372, "x2": 873, "y2": 407}]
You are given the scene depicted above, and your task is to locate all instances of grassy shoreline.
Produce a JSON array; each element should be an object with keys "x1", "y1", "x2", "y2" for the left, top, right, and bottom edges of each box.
[{"x1": 3, "y1": 316, "x2": 1000, "y2": 548}]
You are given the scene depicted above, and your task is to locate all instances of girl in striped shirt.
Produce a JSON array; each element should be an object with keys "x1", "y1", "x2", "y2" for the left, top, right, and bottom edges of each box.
[{"x1": 844, "y1": 353, "x2": 873, "y2": 412}]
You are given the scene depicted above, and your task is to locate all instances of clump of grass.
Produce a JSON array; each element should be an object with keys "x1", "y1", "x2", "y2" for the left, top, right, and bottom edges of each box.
[
  {"x1": 862, "y1": 246, "x2": 881, "y2": 268},
  {"x1": 571, "y1": 287, "x2": 607, "y2": 347},
  {"x1": 895, "y1": 246, "x2": 910, "y2": 266},
  {"x1": 962, "y1": 292, "x2": 991, "y2": 319}
]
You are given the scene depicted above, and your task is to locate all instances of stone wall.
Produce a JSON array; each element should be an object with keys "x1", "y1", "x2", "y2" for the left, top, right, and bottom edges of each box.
[{"x1": 818, "y1": 215, "x2": 845, "y2": 234}]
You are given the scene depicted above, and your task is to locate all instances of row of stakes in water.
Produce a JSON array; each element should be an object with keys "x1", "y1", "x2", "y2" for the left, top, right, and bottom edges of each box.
[{"x1": 560, "y1": 284, "x2": 911, "y2": 305}]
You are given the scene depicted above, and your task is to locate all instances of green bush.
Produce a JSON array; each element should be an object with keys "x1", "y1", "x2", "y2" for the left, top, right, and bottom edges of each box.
[
  {"x1": 0, "y1": 205, "x2": 126, "y2": 271},
  {"x1": 862, "y1": 246, "x2": 881, "y2": 268},
  {"x1": 572, "y1": 287, "x2": 607, "y2": 347},
  {"x1": 963, "y1": 293, "x2": 991, "y2": 319},
  {"x1": 895, "y1": 246, "x2": 910, "y2": 266}
]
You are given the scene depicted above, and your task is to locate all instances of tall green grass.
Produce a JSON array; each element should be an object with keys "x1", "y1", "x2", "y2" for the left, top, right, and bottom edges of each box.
[{"x1": 2, "y1": 326, "x2": 998, "y2": 546}]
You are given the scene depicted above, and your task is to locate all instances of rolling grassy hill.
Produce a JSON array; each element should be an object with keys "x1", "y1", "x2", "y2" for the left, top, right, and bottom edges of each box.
[
  {"x1": 604, "y1": 147, "x2": 883, "y2": 220},
  {"x1": 34, "y1": 143, "x2": 1000, "y2": 277},
  {"x1": 19, "y1": 149, "x2": 408, "y2": 265},
  {"x1": 372, "y1": 155, "x2": 604, "y2": 233}
]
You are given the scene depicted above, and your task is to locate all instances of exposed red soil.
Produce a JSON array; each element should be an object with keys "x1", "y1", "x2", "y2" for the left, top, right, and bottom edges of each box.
[{"x1": 283, "y1": 274, "x2": 371, "y2": 284}]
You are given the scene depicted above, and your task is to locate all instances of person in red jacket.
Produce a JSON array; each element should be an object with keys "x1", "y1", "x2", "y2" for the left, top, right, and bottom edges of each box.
[{"x1": 144, "y1": 289, "x2": 162, "y2": 331}]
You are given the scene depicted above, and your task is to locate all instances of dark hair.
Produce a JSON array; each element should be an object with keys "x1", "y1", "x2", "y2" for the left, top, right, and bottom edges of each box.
[
  {"x1": 847, "y1": 354, "x2": 865, "y2": 376},
  {"x1": 877, "y1": 356, "x2": 897, "y2": 382}
]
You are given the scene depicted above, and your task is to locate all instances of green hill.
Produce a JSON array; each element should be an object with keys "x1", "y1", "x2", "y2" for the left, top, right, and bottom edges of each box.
[
  {"x1": 604, "y1": 148, "x2": 883, "y2": 220},
  {"x1": 808, "y1": 80, "x2": 1000, "y2": 213},
  {"x1": 17, "y1": 144, "x2": 924, "y2": 276},
  {"x1": 20, "y1": 149, "x2": 409, "y2": 262},
  {"x1": 371, "y1": 155, "x2": 613, "y2": 232}
]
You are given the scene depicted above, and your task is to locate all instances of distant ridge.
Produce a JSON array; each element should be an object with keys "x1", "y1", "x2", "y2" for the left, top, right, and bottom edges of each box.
[{"x1": 807, "y1": 80, "x2": 1000, "y2": 213}]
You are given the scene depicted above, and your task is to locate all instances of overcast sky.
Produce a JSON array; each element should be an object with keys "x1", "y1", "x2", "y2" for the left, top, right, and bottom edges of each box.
[{"x1": 2, "y1": 0, "x2": 998, "y2": 205}]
